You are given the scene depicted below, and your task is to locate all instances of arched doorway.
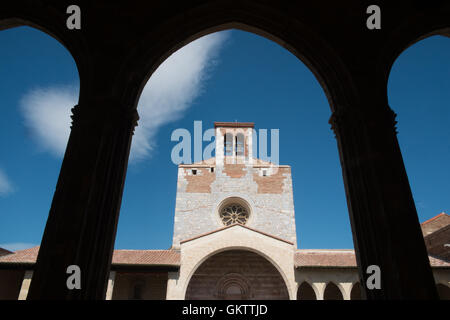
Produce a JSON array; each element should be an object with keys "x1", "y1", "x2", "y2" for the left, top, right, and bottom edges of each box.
[
  {"x1": 297, "y1": 282, "x2": 317, "y2": 300},
  {"x1": 323, "y1": 282, "x2": 343, "y2": 300},
  {"x1": 185, "y1": 250, "x2": 289, "y2": 300}
]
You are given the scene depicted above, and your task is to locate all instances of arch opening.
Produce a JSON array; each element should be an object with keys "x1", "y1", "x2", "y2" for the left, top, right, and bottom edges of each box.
[
  {"x1": 128, "y1": 20, "x2": 352, "y2": 115},
  {"x1": 185, "y1": 249, "x2": 289, "y2": 300},
  {"x1": 436, "y1": 284, "x2": 450, "y2": 300},
  {"x1": 350, "y1": 282, "x2": 362, "y2": 300},
  {"x1": 297, "y1": 282, "x2": 317, "y2": 300},
  {"x1": 323, "y1": 282, "x2": 343, "y2": 300}
]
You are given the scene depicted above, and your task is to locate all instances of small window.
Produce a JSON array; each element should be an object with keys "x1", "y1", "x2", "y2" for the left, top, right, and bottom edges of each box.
[
  {"x1": 236, "y1": 133, "x2": 245, "y2": 156},
  {"x1": 224, "y1": 133, "x2": 233, "y2": 156},
  {"x1": 192, "y1": 169, "x2": 197, "y2": 175},
  {"x1": 262, "y1": 170, "x2": 267, "y2": 176},
  {"x1": 210, "y1": 167, "x2": 214, "y2": 173}
]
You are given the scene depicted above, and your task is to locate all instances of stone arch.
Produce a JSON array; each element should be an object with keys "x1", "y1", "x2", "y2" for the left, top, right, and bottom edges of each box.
[
  {"x1": 382, "y1": 9, "x2": 450, "y2": 86},
  {"x1": 182, "y1": 245, "x2": 291, "y2": 300},
  {"x1": 296, "y1": 281, "x2": 317, "y2": 300},
  {"x1": 323, "y1": 282, "x2": 344, "y2": 300},
  {"x1": 350, "y1": 282, "x2": 362, "y2": 300},
  {"x1": 185, "y1": 249, "x2": 289, "y2": 300},
  {"x1": 0, "y1": 16, "x2": 86, "y2": 84},
  {"x1": 436, "y1": 283, "x2": 450, "y2": 300},
  {"x1": 119, "y1": 3, "x2": 356, "y2": 116}
]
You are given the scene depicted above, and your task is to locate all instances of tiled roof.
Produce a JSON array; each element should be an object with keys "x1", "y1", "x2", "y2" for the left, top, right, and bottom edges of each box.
[
  {"x1": 0, "y1": 246, "x2": 180, "y2": 266},
  {"x1": 112, "y1": 249, "x2": 180, "y2": 266},
  {"x1": 1, "y1": 247, "x2": 447, "y2": 268},
  {"x1": 421, "y1": 212, "x2": 449, "y2": 236},
  {"x1": 295, "y1": 250, "x2": 357, "y2": 268},
  {"x1": 0, "y1": 246, "x2": 38, "y2": 263},
  {"x1": 0, "y1": 247, "x2": 13, "y2": 256},
  {"x1": 295, "y1": 249, "x2": 450, "y2": 268}
]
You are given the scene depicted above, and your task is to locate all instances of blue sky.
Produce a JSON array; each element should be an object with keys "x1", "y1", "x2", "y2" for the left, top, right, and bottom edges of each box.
[{"x1": 0, "y1": 27, "x2": 448, "y2": 252}]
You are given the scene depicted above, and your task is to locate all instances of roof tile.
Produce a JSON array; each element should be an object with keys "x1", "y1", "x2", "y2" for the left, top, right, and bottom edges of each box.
[{"x1": 0, "y1": 246, "x2": 180, "y2": 266}]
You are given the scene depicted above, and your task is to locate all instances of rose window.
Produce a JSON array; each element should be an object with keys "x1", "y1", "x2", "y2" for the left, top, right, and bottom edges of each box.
[{"x1": 220, "y1": 204, "x2": 249, "y2": 226}]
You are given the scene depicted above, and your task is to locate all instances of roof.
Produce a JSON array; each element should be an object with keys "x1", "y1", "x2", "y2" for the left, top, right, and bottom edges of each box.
[
  {"x1": 179, "y1": 157, "x2": 290, "y2": 168},
  {"x1": 0, "y1": 246, "x2": 38, "y2": 264},
  {"x1": 0, "y1": 247, "x2": 13, "y2": 256},
  {"x1": 112, "y1": 249, "x2": 180, "y2": 266},
  {"x1": 295, "y1": 249, "x2": 357, "y2": 268},
  {"x1": 294, "y1": 249, "x2": 450, "y2": 268},
  {"x1": 1, "y1": 247, "x2": 448, "y2": 269},
  {"x1": 0, "y1": 246, "x2": 180, "y2": 267},
  {"x1": 214, "y1": 122, "x2": 254, "y2": 128},
  {"x1": 421, "y1": 212, "x2": 449, "y2": 236}
]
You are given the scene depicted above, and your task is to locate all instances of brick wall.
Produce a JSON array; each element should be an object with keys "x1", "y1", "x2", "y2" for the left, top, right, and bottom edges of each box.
[{"x1": 173, "y1": 162, "x2": 296, "y2": 247}]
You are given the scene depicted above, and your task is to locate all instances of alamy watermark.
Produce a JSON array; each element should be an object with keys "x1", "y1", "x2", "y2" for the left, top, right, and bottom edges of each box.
[{"x1": 170, "y1": 121, "x2": 279, "y2": 166}]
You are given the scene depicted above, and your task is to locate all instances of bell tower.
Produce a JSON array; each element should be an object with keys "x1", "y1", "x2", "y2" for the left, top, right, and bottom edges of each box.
[
  {"x1": 172, "y1": 121, "x2": 297, "y2": 249},
  {"x1": 214, "y1": 122, "x2": 254, "y2": 165}
]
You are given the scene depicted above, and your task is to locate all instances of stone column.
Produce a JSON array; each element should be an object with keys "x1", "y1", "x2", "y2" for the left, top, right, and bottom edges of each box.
[
  {"x1": 27, "y1": 99, "x2": 138, "y2": 300},
  {"x1": 166, "y1": 271, "x2": 180, "y2": 300},
  {"x1": 18, "y1": 270, "x2": 33, "y2": 300},
  {"x1": 314, "y1": 282, "x2": 325, "y2": 300},
  {"x1": 340, "y1": 282, "x2": 353, "y2": 300},
  {"x1": 105, "y1": 271, "x2": 116, "y2": 300},
  {"x1": 330, "y1": 106, "x2": 438, "y2": 299}
]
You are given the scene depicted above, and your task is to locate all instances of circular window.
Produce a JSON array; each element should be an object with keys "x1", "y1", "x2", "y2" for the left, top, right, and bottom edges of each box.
[{"x1": 220, "y1": 203, "x2": 249, "y2": 226}]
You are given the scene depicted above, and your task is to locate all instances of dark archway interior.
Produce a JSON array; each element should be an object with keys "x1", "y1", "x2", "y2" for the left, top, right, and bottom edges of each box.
[
  {"x1": 436, "y1": 284, "x2": 450, "y2": 300},
  {"x1": 185, "y1": 250, "x2": 289, "y2": 300},
  {"x1": 323, "y1": 282, "x2": 343, "y2": 300},
  {"x1": 297, "y1": 282, "x2": 316, "y2": 300},
  {"x1": 350, "y1": 282, "x2": 362, "y2": 300}
]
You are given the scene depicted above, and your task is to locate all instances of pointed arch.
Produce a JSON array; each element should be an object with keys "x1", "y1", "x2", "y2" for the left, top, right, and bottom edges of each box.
[
  {"x1": 323, "y1": 282, "x2": 344, "y2": 300},
  {"x1": 296, "y1": 281, "x2": 317, "y2": 300}
]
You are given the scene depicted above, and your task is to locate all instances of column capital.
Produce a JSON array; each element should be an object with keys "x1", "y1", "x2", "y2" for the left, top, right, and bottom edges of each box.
[
  {"x1": 71, "y1": 103, "x2": 139, "y2": 134},
  {"x1": 329, "y1": 106, "x2": 398, "y2": 136}
]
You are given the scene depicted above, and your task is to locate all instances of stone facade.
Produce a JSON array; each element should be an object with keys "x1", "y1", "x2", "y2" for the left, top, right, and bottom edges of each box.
[{"x1": 172, "y1": 122, "x2": 296, "y2": 248}]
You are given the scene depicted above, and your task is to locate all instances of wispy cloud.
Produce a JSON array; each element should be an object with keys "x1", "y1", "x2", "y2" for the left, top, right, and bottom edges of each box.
[
  {"x1": 0, "y1": 242, "x2": 37, "y2": 252},
  {"x1": 131, "y1": 31, "x2": 228, "y2": 161},
  {"x1": 20, "y1": 86, "x2": 77, "y2": 157},
  {"x1": 0, "y1": 168, "x2": 14, "y2": 196},
  {"x1": 19, "y1": 31, "x2": 229, "y2": 162}
]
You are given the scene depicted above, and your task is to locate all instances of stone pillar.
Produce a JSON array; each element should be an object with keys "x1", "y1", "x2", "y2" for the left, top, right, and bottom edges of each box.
[
  {"x1": 105, "y1": 271, "x2": 116, "y2": 300},
  {"x1": 18, "y1": 270, "x2": 33, "y2": 300},
  {"x1": 330, "y1": 105, "x2": 438, "y2": 299},
  {"x1": 166, "y1": 271, "x2": 180, "y2": 300},
  {"x1": 314, "y1": 282, "x2": 325, "y2": 300},
  {"x1": 340, "y1": 282, "x2": 353, "y2": 300},
  {"x1": 27, "y1": 99, "x2": 138, "y2": 300}
]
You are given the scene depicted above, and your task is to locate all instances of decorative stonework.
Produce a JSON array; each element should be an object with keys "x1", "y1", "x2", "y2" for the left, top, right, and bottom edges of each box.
[{"x1": 219, "y1": 203, "x2": 249, "y2": 226}]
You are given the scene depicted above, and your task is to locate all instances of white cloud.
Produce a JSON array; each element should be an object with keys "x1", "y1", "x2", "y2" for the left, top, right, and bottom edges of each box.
[
  {"x1": 0, "y1": 168, "x2": 14, "y2": 196},
  {"x1": 19, "y1": 31, "x2": 229, "y2": 162},
  {"x1": 0, "y1": 242, "x2": 37, "y2": 252},
  {"x1": 131, "y1": 31, "x2": 228, "y2": 161},
  {"x1": 20, "y1": 86, "x2": 77, "y2": 157}
]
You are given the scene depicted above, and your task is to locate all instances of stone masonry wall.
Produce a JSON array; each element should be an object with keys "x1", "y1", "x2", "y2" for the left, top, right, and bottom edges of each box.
[{"x1": 172, "y1": 162, "x2": 296, "y2": 247}]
